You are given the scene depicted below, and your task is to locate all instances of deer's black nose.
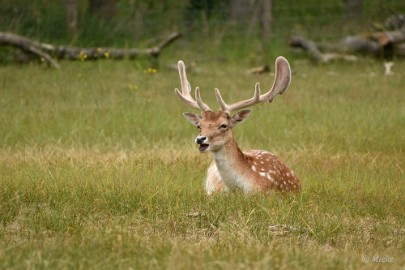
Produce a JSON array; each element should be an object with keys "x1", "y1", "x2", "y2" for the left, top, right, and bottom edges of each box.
[{"x1": 196, "y1": 136, "x2": 207, "y2": 144}]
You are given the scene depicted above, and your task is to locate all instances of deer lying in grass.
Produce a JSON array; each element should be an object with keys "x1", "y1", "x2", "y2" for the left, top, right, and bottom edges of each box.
[{"x1": 175, "y1": 57, "x2": 301, "y2": 195}]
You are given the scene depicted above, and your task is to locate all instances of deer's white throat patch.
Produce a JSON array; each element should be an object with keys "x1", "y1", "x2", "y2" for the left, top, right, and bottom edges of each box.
[{"x1": 212, "y1": 148, "x2": 253, "y2": 193}]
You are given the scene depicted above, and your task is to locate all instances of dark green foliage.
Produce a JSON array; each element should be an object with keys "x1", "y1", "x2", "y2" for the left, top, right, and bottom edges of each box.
[{"x1": 0, "y1": 0, "x2": 403, "y2": 50}]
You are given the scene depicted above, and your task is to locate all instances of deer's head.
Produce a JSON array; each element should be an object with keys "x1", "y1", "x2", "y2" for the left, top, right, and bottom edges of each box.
[{"x1": 175, "y1": 57, "x2": 291, "y2": 153}]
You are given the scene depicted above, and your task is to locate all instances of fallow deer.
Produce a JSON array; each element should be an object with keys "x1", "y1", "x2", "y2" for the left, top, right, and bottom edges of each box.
[{"x1": 175, "y1": 57, "x2": 301, "y2": 195}]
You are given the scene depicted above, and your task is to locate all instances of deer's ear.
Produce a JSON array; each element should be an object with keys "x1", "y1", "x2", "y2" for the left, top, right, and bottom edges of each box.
[
  {"x1": 183, "y1": 112, "x2": 201, "y2": 126},
  {"x1": 231, "y1": 109, "x2": 251, "y2": 126}
]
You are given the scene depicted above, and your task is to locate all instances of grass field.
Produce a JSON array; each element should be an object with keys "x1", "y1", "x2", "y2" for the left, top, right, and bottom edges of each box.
[{"x1": 0, "y1": 55, "x2": 404, "y2": 269}]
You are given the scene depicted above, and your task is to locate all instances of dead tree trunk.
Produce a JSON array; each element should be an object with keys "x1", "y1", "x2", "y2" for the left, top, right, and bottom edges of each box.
[
  {"x1": 88, "y1": 0, "x2": 117, "y2": 19},
  {"x1": 343, "y1": 0, "x2": 363, "y2": 22},
  {"x1": 259, "y1": 0, "x2": 273, "y2": 42},
  {"x1": 0, "y1": 32, "x2": 182, "y2": 68},
  {"x1": 64, "y1": 0, "x2": 79, "y2": 39}
]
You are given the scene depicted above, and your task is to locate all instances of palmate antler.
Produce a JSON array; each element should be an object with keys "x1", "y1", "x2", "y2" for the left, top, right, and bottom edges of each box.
[
  {"x1": 174, "y1": 61, "x2": 211, "y2": 111},
  {"x1": 175, "y1": 56, "x2": 291, "y2": 113}
]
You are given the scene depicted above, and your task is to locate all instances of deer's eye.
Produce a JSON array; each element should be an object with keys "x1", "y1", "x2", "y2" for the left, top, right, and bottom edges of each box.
[
  {"x1": 197, "y1": 125, "x2": 201, "y2": 130},
  {"x1": 219, "y1": 124, "x2": 228, "y2": 129}
]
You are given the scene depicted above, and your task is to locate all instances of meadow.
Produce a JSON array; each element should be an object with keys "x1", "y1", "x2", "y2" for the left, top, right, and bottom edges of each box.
[{"x1": 0, "y1": 54, "x2": 404, "y2": 269}]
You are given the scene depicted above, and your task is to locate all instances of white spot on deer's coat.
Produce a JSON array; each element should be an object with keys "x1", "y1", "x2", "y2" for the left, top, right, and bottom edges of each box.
[{"x1": 252, "y1": 165, "x2": 256, "y2": 172}]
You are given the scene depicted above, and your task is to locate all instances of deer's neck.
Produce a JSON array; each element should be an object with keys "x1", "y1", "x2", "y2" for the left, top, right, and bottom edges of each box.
[
  {"x1": 212, "y1": 138, "x2": 244, "y2": 163},
  {"x1": 211, "y1": 137, "x2": 251, "y2": 191}
]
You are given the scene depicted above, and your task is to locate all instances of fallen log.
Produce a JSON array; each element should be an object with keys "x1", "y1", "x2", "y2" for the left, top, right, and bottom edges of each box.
[
  {"x1": 289, "y1": 35, "x2": 358, "y2": 63},
  {"x1": 289, "y1": 13, "x2": 405, "y2": 62},
  {"x1": 288, "y1": 35, "x2": 325, "y2": 62},
  {"x1": 290, "y1": 33, "x2": 405, "y2": 62},
  {"x1": 341, "y1": 36, "x2": 380, "y2": 55},
  {"x1": 371, "y1": 29, "x2": 405, "y2": 46},
  {"x1": 0, "y1": 32, "x2": 182, "y2": 68}
]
